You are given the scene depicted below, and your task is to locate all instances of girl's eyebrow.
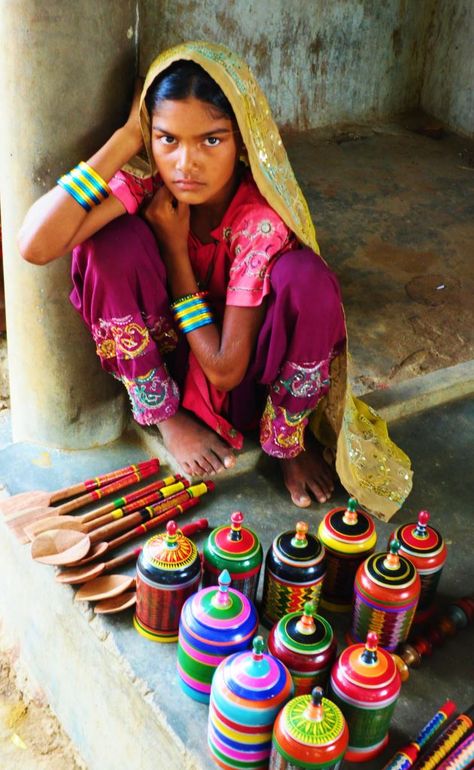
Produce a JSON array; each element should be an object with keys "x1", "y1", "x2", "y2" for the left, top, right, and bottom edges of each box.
[{"x1": 152, "y1": 125, "x2": 234, "y2": 138}]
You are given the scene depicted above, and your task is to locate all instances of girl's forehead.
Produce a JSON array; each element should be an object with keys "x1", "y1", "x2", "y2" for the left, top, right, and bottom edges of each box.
[{"x1": 152, "y1": 97, "x2": 232, "y2": 125}]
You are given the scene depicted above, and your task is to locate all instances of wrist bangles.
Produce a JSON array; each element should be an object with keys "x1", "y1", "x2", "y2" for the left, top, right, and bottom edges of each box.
[
  {"x1": 57, "y1": 161, "x2": 111, "y2": 211},
  {"x1": 170, "y1": 291, "x2": 214, "y2": 334}
]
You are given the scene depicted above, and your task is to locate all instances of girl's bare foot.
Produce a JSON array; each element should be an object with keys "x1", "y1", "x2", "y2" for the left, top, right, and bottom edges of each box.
[
  {"x1": 280, "y1": 438, "x2": 335, "y2": 508},
  {"x1": 158, "y1": 409, "x2": 236, "y2": 476}
]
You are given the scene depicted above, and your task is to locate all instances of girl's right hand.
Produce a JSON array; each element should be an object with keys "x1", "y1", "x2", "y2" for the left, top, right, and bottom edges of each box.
[{"x1": 124, "y1": 78, "x2": 145, "y2": 155}]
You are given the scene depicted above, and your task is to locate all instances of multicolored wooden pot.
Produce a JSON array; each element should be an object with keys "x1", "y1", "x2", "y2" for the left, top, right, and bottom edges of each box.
[
  {"x1": 329, "y1": 631, "x2": 401, "y2": 762},
  {"x1": 268, "y1": 601, "x2": 337, "y2": 697},
  {"x1": 261, "y1": 522, "x2": 326, "y2": 629},
  {"x1": 349, "y1": 539, "x2": 421, "y2": 651},
  {"x1": 133, "y1": 520, "x2": 201, "y2": 642},
  {"x1": 318, "y1": 497, "x2": 377, "y2": 612},
  {"x1": 208, "y1": 636, "x2": 294, "y2": 770},
  {"x1": 270, "y1": 686, "x2": 349, "y2": 769},
  {"x1": 390, "y1": 510, "x2": 447, "y2": 627},
  {"x1": 177, "y1": 570, "x2": 258, "y2": 704},
  {"x1": 202, "y1": 511, "x2": 263, "y2": 602}
]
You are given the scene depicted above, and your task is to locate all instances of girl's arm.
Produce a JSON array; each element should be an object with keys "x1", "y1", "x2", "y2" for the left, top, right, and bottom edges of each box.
[
  {"x1": 18, "y1": 86, "x2": 144, "y2": 265},
  {"x1": 145, "y1": 187, "x2": 265, "y2": 392}
]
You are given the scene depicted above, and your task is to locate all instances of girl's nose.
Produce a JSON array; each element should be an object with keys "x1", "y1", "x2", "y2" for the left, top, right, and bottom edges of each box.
[{"x1": 176, "y1": 146, "x2": 197, "y2": 175}]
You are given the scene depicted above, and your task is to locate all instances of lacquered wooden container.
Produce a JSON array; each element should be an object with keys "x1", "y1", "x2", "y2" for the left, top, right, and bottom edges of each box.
[
  {"x1": 202, "y1": 511, "x2": 263, "y2": 602},
  {"x1": 270, "y1": 686, "x2": 349, "y2": 769},
  {"x1": 209, "y1": 636, "x2": 294, "y2": 769},
  {"x1": 134, "y1": 520, "x2": 201, "y2": 642},
  {"x1": 261, "y1": 521, "x2": 326, "y2": 628},
  {"x1": 177, "y1": 570, "x2": 258, "y2": 704},
  {"x1": 318, "y1": 497, "x2": 377, "y2": 612},
  {"x1": 329, "y1": 631, "x2": 401, "y2": 762},
  {"x1": 268, "y1": 601, "x2": 337, "y2": 696}
]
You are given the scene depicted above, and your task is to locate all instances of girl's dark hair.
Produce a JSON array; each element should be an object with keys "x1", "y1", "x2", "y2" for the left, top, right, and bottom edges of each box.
[{"x1": 145, "y1": 60, "x2": 235, "y2": 120}]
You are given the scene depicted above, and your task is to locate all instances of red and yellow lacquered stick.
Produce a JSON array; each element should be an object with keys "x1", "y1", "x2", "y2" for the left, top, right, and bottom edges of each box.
[
  {"x1": 433, "y1": 730, "x2": 474, "y2": 770},
  {"x1": 0, "y1": 458, "x2": 159, "y2": 518},
  {"x1": 413, "y1": 707, "x2": 474, "y2": 770},
  {"x1": 381, "y1": 700, "x2": 457, "y2": 770}
]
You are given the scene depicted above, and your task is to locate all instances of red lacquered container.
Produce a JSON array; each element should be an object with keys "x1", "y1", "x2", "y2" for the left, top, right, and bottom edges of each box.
[
  {"x1": 329, "y1": 631, "x2": 401, "y2": 762},
  {"x1": 390, "y1": 510, "x2": 447, "y2": 627},
  {"x1": 268, "y1": 601, "x2": 337, "y2": 696},
  {"x1": 270, "y1": 686, "x2": 348, "y2": 769},
  {"x1": 349, "y1": 539, "x2": 421, "y2": 651}
]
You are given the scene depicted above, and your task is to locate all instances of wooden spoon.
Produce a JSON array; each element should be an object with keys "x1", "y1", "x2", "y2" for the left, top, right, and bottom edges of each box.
[
  {"x1": 0, "y1": 458, "x2": 159, "y2": 518},
  {"x1": 75, "y1": 575, "x2": 135, "y2": 602},
  {"x1": 8, "y1": 464, "x2": 164, "y2": 544},
  {"x1": 23, "y1": 475, "x2": 185, "y2": 540},
  {"x1": 30, "y1": 483, "x2": 212, "y2": 567},
  {"x1": 55, "y1": 517, "x2": 209, "y2": 584},
  {"x1": 94, "y1": 592, "x2": 137, "y2": 614}
]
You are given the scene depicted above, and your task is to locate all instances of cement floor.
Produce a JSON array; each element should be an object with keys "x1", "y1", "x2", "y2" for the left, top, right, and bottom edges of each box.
[{"x1": 0, "y1": 396, "x2": 473, "y2": 770}]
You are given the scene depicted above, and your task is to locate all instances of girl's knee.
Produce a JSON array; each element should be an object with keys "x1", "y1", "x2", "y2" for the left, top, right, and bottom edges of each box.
[{"x1": 271, "y1": 248, "x2": 343, "y2": 314}]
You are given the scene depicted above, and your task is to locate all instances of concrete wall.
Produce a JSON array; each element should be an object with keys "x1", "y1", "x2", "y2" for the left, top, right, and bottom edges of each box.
[
  {"x1": 139, "y1": 0, "x2": 433, "y2": 129},
  {"x1": 422, "y1": 0, "x2": 474, "y2": 137}
]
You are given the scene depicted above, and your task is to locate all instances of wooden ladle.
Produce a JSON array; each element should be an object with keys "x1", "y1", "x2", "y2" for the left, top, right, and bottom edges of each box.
[
  {"x1": 75, "y1": 575, "x2": 136, "y2": 602},
  {"x1": 94, "y1": 592, "x2": 137, "y2": 614}
]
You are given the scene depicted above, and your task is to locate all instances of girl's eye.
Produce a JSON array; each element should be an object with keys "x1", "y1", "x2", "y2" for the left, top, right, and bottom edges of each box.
[
  {"x1": 204, "y1": 137, "x2": 220, "y2": 146},
  {"x1": 159, "y1": 136, "x2": 176, "y2": 145}
]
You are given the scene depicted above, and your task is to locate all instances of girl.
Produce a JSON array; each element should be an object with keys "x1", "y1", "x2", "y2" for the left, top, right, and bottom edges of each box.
[{"x1": 18, "y1": 41, "x2": 412, "y2": 519}]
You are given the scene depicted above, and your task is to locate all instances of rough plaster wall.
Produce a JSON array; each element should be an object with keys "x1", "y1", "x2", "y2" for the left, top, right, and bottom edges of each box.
[
  {"x1": 138, "y1": 0, "x2": 432, "y2": 129},
  {"x1": 421, "y1": 0, "x2": 474, "y2": 137}
]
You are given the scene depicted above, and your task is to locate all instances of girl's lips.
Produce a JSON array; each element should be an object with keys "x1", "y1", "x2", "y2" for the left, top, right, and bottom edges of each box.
[{"x1": 173, "y1": 180, "x2": 204, "y2": 189}]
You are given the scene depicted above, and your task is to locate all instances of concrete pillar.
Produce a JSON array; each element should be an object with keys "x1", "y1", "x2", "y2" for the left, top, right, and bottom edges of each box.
[{"x1": 0, "y1": 1, "x2": 137, "y2": 448}]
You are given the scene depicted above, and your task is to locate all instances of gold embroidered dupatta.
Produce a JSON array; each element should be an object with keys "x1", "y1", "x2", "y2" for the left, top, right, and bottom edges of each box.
[{"x1": 134, "y1": 41, "x2": 412, "y2": 520}]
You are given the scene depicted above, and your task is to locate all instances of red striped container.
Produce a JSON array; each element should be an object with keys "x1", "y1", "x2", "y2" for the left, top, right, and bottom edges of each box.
[
  {"x1": 134, "y1": 520, "x2": 201, "y2": 642},
  {"x1": 329, "y1": 632, "x2": 401, "y2": 762},
  {"x1": 390, "y1": 510, "x2": 447, "y2": 627}
]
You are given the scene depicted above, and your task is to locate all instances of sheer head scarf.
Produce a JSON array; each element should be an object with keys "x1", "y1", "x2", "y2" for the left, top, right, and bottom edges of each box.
[{"x1": 134, "y1": 41, "x2": 412, "y2": 520}]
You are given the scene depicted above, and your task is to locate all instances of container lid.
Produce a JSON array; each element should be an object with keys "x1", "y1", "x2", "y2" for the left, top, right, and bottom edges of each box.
[
  {"x1": 138, "y1": 520, "x2": 201, "y2": 585},
  {"x1": 332, "y1": 632, "x2": 400, "y2": 699},
  {"x1": 319, "y1": 498, "x2": 377, "y2": 553},
  {"x1": 362, "y1": 538, "x2": 418, "y2": 589},
  {"x1": 279, "y1": 687, "x2": 348, "y2": 749},
  {"x1": 222, "y1": 636, "x2": 293, "y2": 701},
  {"x1": 185, "y1": 570, "x2": 258, "y2": 639},
  {"x1": 275, "y1": 602, "x2": 334, "y2": 656},
  {"x1": 204, "y1": 512, "x2": 262, "y2": 573},
  {"x1": 392, "y1": 510, "x2": 447, "y2": 565},
  {"x1": 269, "y1": 522, "x2": 325, "y2": 582}
]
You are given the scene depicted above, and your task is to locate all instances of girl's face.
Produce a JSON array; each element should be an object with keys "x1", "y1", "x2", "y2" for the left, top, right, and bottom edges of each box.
[{"x1": 150, "y1": 97, "x2": 242, "y2": 210}]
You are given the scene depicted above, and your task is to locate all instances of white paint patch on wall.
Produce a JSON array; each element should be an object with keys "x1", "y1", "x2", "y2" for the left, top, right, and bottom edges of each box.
[{"x1": 421, "y1": 0, "x2": 474, "y2": 137}]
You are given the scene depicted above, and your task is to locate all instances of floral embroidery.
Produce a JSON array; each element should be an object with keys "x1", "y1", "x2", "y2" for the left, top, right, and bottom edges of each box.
[
  {"x1": 260, "y1": 396, "x2": 310, "y2": 459},
  {"x1": 122, "y1": 367, "x2": 180, "y2": 426},
  {"x1": 142, "y1": 314, "x2": 178, "y2": 355},
  {"x1": 92, "y1": 315, "x2": 150, "y2": 360},
  {"x1": 273, "y1": 359, "x2": 331, "y2": 400}
]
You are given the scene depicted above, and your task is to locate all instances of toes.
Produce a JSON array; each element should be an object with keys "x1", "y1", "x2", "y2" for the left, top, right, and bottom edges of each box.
[
  {"x1": 286, "y1": 481, "x2": 312, "y2": 508},
  {"x1": 223, "y1": 454, "x2": 236, "y2": 469}
]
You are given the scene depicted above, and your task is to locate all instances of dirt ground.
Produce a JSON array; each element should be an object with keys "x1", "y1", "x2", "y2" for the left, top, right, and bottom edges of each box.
[{"x1": 0, "y1": 630, "x2": 86, "y2": 769}]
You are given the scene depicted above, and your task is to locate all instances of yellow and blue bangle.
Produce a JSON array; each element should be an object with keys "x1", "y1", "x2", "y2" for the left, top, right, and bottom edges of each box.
[
  {"x1": 170, "y1": 292, "x2": 214, "y2": 334},
  {"x1": 57, "y1": 161, "x2": 111, "y2": 212}
]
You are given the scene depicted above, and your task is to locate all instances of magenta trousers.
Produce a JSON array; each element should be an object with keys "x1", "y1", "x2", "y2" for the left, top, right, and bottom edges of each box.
[{"x1": 70, "y1": 215, "x2": 346, "y2": 458}]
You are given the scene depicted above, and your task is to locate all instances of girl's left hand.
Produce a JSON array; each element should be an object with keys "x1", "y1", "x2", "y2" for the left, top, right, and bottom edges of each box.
[{"x1": 144, "y1": 185, "x2": 190, "y2": 258}]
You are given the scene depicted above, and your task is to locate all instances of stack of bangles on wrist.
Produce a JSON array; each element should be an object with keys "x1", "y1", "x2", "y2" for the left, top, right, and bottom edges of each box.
[
  {"x1": 57, "y1": 161, "x2": 111, "y2": 211},
  {"x1": 170, "y1": 292, "x2": 214, "y2": 334}
]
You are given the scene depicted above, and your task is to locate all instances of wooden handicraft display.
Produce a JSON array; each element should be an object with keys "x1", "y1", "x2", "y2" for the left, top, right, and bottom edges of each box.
[
  {"x1": 318, "y1": 497, "x2": 377, "y2": 612},
  {"x1": 329, "y1": 631, "x2": 401, "y2": 762},
  {"x1": 202, "y1": 511, "x2": 263, "y2": 602},
  {"x1": 133, "y1": 520, "x2": 201, "y2": 642},
  {"x1": 208, "y1": 636, "x2": 294, "y2": 770},
  {"x1": 390, "y1": 509, "x2": 447, "y2": 628},
  {"x1": 267, "y1": 601, "x2": 337, "y2": 697},
  {"x1": 177, "y1": 569, "x2": 258, "y2": 704},
  {"x1": 349, "y1": 538, "x2": 421, "y2": 651},
  {"x1": 270, "y1": 686, "x2": 349, "y2": 770},
  {"x1": 261, "y1": 521, "x2": 326, "y2": 629}
]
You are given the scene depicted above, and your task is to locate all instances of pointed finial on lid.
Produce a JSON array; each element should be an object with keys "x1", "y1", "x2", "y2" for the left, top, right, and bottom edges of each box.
[
  {"x1": 230, "y1": 511, "x2": 244, "y2": 541},
  {"x1": 343, "y1": 497, "x2": 359, "y2": 525},
  {"x1": 252, "y1": 635, "x2": 265, "y2": 659},
  {"x1": 384, "y1": 538, "x2": 401, "y2": 569},
  {"x1": 304, "y1": 686, "x2": 324, "y2": 721},
  {"x1": 296, "y1": 601, "x2": 317, "y2": 635},
  {"x1": 414, "y1": 510, "x2": 430, "y2": 537},
  {"x1": 361, "y1": 631, "x2": 379, "y2": 664},
  {"x1": 165, "y1": 520, "x2": 179, "y2": 547},
  {"x1": 292, "y1": 521, "x2": 309, "y2": 547},
  {"x1": 212, "y1": 569, "x2": 232, "y2": 608}
]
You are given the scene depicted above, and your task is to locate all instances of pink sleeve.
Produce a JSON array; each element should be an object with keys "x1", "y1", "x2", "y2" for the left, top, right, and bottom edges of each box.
[
  {"x1": 226, "y1": 207, "x2": 294, "y2": 307},
  {"x1": 108, "y1": 170, "x2": 155, "y2": 215}
]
